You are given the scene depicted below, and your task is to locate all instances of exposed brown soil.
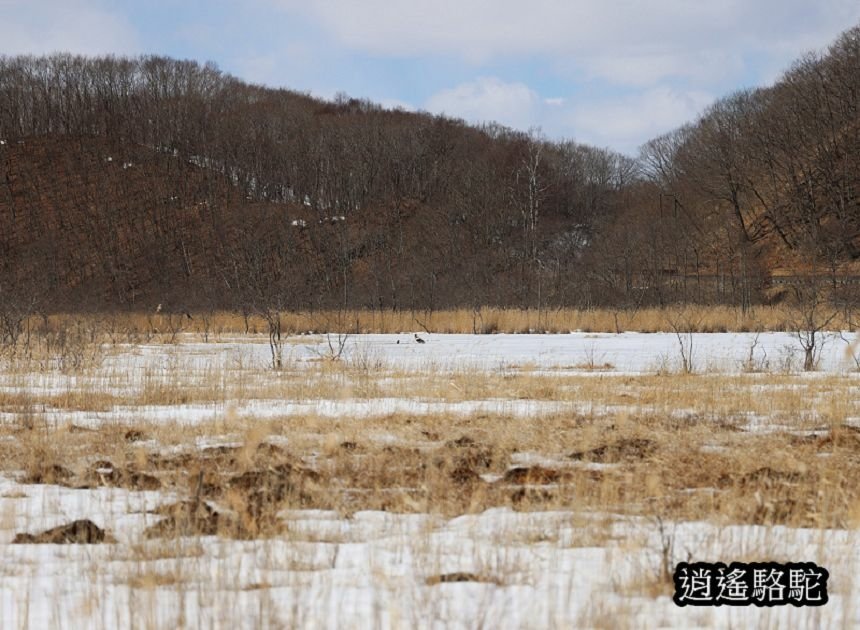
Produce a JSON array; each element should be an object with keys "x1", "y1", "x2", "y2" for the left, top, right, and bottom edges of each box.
[
  {"x1": 449, "y1": 462, "x2": 483, "y2": 485},
  {"x1": 569, "y1": 438, "x2": 657, "y2": 463},
  {"x1": 718, "y1": 467, "x2": 813, "y2": 489},
  {"x1": 425, "y1": 572, "x2": 501, "y2": 585},
  {"x1": 124, "y1": 429, "x2": 148, "y2": 442},
  {"x1": 447, "y1": 436, "x2": 477, "y2": 448},
  {"x1": 85, "y1": 462, "x2": 162, "y2": 491},
  {"x1": 14, "y1": 519, "x2": 111, "y2": 544},
  {"x1": 502, "y1": 466, "x2": 563, "y2": 485},
  {"x1": 22, "y1": 464, "x2": 74, "y2": 485},
  {"x1": 145, "y1": 500, "x2": 233, "y2": 538}
]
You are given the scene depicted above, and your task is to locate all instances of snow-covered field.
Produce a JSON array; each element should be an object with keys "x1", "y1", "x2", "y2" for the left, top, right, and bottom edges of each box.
[
  {"x1": 108, "y1": 330, "x2": 860, "y2": 374},
  {"x1": 2, "y1": 489, "x2": 855, "y2": 629},
  {"x1": 1, "y1": 332, "x2": 858, "y2": 628},
  {"x1": 1, "y1": 331, "x2": 856, "y2": 426}
]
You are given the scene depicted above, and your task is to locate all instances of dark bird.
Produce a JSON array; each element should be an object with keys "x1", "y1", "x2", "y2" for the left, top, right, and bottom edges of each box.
[{"x1": 414, "y1": 334, "x2": 426, "y2": 344}]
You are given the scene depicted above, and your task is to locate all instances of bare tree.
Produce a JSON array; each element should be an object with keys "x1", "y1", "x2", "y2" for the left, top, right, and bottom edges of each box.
[{"x1": 788, "y1": 277, "x2": 839, "y2": 371}]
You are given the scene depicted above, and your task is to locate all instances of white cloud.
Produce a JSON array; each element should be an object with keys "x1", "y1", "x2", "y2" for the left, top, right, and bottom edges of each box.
[
  {"x1": 270, "y1": 0, "x2": 860, "y2": 86},
  {"x1": 565, "y1": 87, "x2": 714, "y2": 153},
  {"x1": 233, "y1": 54, "x2": 280, "y2": 86},
  {"x1": 1, "y1": 0, "x2": 854, "y2": 154},
  {"x1": 252, "y1": 0, "x2": 860, "y2": 152},
  {"x1": 424, "y1": 79, "x2": 714, "y2": 154},
  {"x1": 0, "y1": 0, "x2": 140, "y2": 56},
  {"x1": 273, "y1": 0, "x2": 732, "y2": 62},
  {"x1": 233, "y1": 41, "x2": 317, "y2": 88},
  {"x1": 582, "y1": 50, "x2": 744, "y2": 87},
  {"x1": 425, "y1": 77, "x2": 541, "y2": 130}
]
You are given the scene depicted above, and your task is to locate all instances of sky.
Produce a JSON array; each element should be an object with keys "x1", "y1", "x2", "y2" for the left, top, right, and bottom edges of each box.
[{"x1": 1, "y1": 1, "x2": 859, "y2": 155}]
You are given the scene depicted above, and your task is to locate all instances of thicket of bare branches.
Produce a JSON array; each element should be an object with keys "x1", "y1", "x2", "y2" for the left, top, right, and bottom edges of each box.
[{"x1": 0, "y1": 24, "x2": 858, "y2": 316}]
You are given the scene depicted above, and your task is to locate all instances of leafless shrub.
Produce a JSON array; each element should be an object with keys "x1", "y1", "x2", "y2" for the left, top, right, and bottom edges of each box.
[
  {"x1": 787, "y1": 279, "x2": 838, "y2": 371},
  {"x1": 35, "y1": 319, "x2": 105, "y2": 372},
  {"x1": 665, "y1": 305, "x2": 702, "y2": 373},
  {"x1": 0, "y1": 284, "x2": 38, "y2": 357},
  {"x1": 740, "y1": 332, "x2": 769, "y2": 372}
]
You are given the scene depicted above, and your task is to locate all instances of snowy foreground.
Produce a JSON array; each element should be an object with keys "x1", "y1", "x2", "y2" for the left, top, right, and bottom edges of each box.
[
  {"x1": 0, "y1": 481, "x2": 855, "y2": 629},
  {"x1": 0, "y1": 332, "x2": 858, "y2": 629}
]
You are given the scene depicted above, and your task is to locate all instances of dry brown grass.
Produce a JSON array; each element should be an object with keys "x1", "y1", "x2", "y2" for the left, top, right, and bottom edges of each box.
[
  {"x1": 2, "y1": 368, "x2": 858, "y2": 533},
  {"x1": 1, "y1": 332, "x2": 858, "y2": 626},
  {"x1": 26, "y1": 304, "x2": 852, "y2": 339}
]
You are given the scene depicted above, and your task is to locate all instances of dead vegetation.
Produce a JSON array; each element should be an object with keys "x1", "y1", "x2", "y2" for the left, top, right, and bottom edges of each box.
[
  {"x1": 3, "y1": 394, "x2": 860, "y2": 534},
  {"x1": 425, "y1": 572, "x2": 503, "y2": 586},
  {"x1": 0, "y1": 328, "x2": 858, "y2": 627},
  {"x1": 10, "y1": 304, "x2": 855, "y2": 343},
  {"x1": 13, "y1": 519, "x2": 112, "y2": 544}
]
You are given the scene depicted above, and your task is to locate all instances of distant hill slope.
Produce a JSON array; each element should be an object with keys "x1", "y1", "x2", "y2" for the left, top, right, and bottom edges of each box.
[
  {"x1": 1, "y1": 27, "x2": 858, "y2": 313},
  {"x1": 0, "y1": 134, "x2": 547, "y2": 311}
]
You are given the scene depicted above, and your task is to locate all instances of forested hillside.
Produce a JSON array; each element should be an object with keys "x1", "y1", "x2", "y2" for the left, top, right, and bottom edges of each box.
[{"x1": 1, "y1": 24, "x2": 858, "y2": 314}]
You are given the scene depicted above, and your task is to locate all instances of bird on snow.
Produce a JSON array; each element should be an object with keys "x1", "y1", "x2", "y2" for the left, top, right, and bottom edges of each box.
[{"x1": 414, "y1": 334, "x2": 426, "y2": 344}]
